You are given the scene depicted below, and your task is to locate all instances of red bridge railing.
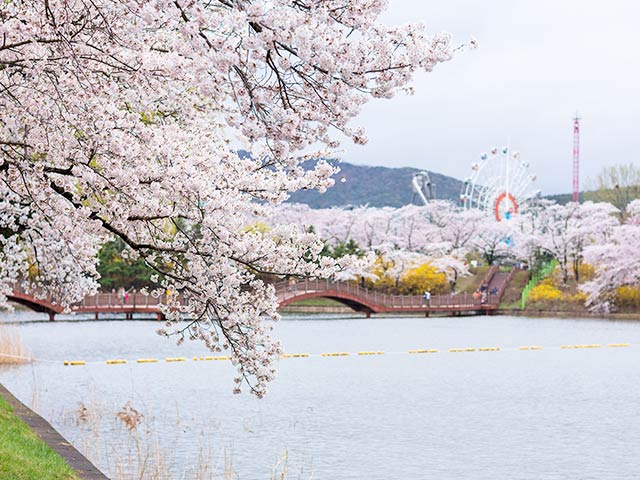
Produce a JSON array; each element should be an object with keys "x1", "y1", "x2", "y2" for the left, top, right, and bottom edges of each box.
[
  {"x1": 75, "y1": 291, "x2": 182, "y2": 310},
  {"x1": 275, "y1": 279, "x2": 499, "y2": 310},
  {"x1": 11, "y1": 275, "x2": 506, "y2": 320}
]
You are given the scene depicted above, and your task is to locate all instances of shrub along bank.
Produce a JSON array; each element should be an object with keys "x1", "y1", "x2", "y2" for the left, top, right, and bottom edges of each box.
[{"x1": 525, "y1": 264, "x2": 591, "y2": 313}]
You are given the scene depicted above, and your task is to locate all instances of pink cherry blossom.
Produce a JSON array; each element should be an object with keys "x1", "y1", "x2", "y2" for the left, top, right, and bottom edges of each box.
[{"x1": 0, "y1": 0, "x2": 454, "y2": 396}]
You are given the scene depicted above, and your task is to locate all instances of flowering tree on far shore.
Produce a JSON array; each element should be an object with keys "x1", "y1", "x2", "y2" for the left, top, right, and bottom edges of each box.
[
  {"x1": 582, "y1": 200, "x2": 640, "y2": 311},
  {"x1": 272, "y1": 197, "x2": 640, "y2": 312},
  {"x1": 271, "y1": 202, "x2": 476, "y2": 289},
  {"x1": 0, "y1": 1, "x2": 455, "y2": 396},
  {"x1": 365, "y1": 247, "x2": 429, "y2": 291},
  {"x1": 537, "y1": 202, "x2": 618, "y2": 285},
  {"x1": 468, "y1": 217, "x2": 515, "y2": 265}
]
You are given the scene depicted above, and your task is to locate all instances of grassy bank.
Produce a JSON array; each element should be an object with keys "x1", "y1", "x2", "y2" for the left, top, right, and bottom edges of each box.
[
  {"x1": 499, "y1": 269, "x2": 531, "y2": 309},
  {"x1": 288, "y1": 297, "x2": 345, "y2": 307},
  {"x1": 0, "y1": 396, "x2": 78, "y2": 480},
  {"x1": 455, "y1": 267, "x2": 490, "y2": 294},
  {"x1": 499, "y1": 308, "x2": 640, "y2": 320}
]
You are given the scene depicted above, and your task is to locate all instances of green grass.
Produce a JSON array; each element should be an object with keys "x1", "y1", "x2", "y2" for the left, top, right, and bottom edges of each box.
[
  {"x1": 0, "y1": 397, "x2": 78, "y2": 480},
  {"x1": 500, "y1": 270, "x2": 531, "y2": 306},
  {"x1": 499, "y1": 301, "x2": 522, "y2": 310},
  {"x1": 455, "y1": 267, "x2": 489, "y2": 294},
  {"x1": 289, "y1": 297, "x2": 345, "y2": 307}
]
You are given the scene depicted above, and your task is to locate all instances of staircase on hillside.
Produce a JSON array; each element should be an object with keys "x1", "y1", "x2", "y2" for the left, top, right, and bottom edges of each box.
[
  {"x1": 478, "y1": 266, "x2": 516, "y2": 305},
  {"x1": 487, "y1": 270, "x2": 512, "y2": 296}
]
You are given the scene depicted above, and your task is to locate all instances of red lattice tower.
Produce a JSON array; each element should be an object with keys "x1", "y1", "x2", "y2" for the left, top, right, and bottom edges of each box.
[{"x1": 572, "y1": 116, "x2": 580, "y2": 202}]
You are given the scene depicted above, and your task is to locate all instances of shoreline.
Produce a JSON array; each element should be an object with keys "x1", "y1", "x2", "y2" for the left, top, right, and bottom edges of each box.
[
  {"x1": 282, "y1": 305, "x2": 640, "y2": 321},
  {"x1": 498, "y1": 308, "x2": 640, "y2": 321},
  {"x1": 5, "y1": 302, "x2": 640, "y2": 321},
  {"x1": 0, "y1": 383, "x2": 108, "y2": 480}
]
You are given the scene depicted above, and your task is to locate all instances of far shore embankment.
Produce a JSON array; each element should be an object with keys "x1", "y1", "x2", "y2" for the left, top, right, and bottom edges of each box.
[
  {"x1": 281, "y1": 304, "x2": 640, "y2": 321},
  {"x1": 7, "y1": 299, "x2": 640, "y2": 321},
  {"x1": 498, "y1": 308, "x2": 640, "y2": 321}
]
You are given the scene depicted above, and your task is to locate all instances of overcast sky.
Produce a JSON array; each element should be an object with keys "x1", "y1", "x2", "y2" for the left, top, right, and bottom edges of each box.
[{"x1": 340, "y1": 0, "x2": 640, "y2": 195}]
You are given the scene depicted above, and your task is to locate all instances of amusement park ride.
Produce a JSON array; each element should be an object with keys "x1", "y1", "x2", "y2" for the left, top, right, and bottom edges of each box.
[
  {"x1": 411, "y1": 147, "x2": 540, "y2": 222},
  {"x1": 411, "y1": 117, "x2": 580, "y2": 222},
  {"x1": 411, "y1": 171, "x2": 435, "y2": 205},
  {"x1": 460, "y1": 146, "x2": 540, "y2": 221},
  {"x1": 572, "y1": 116, "x2": 581, "y2": 202}
]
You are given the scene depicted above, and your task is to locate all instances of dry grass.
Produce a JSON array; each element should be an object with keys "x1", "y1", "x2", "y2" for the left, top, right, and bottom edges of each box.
[
  {"x1": 63, "y1": 400, "x2": 187, "y2": 479},
  {"x1": 116, "y1": 402, "x2": 144, "y2": 431},
  {"x1": 0, "y1": 325, "x2": 31, "y2": 365},
  {"x1": 61, "y1": 400, "x2": 311, "y2": 480}
]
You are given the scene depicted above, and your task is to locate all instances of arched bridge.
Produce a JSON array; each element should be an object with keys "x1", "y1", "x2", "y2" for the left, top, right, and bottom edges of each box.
[
  {"x1": 8, "y1": 290, "x2": 65, "y2": 321},
  {"x1": 275, "y1": 279, "x2": 502, "y2": 317},
  {"x1": 7, "y1": 286, "x2": 173, "y2": 321},
  {"x1": 7, "y1": 267, "x2": 514, "y2": 320}
]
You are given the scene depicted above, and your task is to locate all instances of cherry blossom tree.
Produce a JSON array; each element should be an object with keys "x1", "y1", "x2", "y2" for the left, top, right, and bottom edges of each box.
[
  {"x1": 538, "y1": 202, "x2": 619, "y2": 285},
  {"x1": 272, "y1": 202, "x2": 471, "y2": 288},
  {"x1": 582, "y1": 200, "x2": 640, "y2": 310},
  {"x1": 0, "y1": 1, "x2": 456, "y2": 396},
  {"x1": 370, "y1": 246, "x2": 429, "y2": 291},
  {"x1": 625, "y1": 199, "x2": 640, "y2": 225},
  {"x1": 465, "y1": 217, "x2": 518, "y2": 265},
  {"x1": 509, "y1": 199, "x2": 554, "y2": 268},
  {"x1": 414, "y1": 201, "x2": 480, "y2": 250},
  {"x1": 408, "y1": 202, "x2": 480, "y2": 288},
  {"x1": 273, "y1": 199, "x2": 633, "y2": 311},
  {"x1": 274, "y1": 201, "x2": 480, "y2": 254}
]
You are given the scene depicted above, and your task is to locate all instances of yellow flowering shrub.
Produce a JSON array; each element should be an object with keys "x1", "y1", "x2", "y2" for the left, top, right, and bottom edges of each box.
[
  {"x1": 528, "y1": 284, "x2": 563, "y2": 302},
  {"x1": 577, "y1": 263, "x2": 595, "y2": 282},
  {"x1": 615, "y1": 285, "x2": 640, "y2": 310},
  {"x1": 538, "y1": 277, "x2": 555, "y2": 287},
  {"x1": 370, "y1": 273, "x2": 396, "y2": 291},
  {"x1": 400, "y1": 263, "x2": 448, "y2": 295},
  {"x1": 569, "y1": 291, "x2": 587, "y2": 303},
  {"x1": 363, "y1": 256, "x2": 397, "y2": 291}
]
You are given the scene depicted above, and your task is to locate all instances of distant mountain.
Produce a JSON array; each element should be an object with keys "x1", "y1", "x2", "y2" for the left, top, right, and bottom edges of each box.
[{"x1": 288, "y1": 160, "x2": 463, "y2": 208}]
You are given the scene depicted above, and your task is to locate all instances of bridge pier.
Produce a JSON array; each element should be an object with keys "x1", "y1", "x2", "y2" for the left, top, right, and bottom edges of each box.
[
  {"x1": 95, "y1": 312, "x2": 99, "y2": 320},
  {"x1": 48, "y1": 312, "x2": 55, "y2": 322}
]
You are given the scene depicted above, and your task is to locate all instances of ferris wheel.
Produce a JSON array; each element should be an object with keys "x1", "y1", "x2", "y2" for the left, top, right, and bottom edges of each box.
[{"x1": 460, "y1": 147, "x2": 539, "y2": 221}]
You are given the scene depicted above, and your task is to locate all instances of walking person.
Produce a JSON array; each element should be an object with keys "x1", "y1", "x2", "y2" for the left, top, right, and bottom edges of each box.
[{"x1": 423, "y1": 290, "x2": 431, "y2": 306}]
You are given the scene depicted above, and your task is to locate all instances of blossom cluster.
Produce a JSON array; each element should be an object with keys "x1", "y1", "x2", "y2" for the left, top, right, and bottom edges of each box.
[
  {"x1": 0, "y1": 1, "x2": 452, "y2": 396},
  {"x1": 273, "y1": 199, "x2": 639, "y2": 311}
]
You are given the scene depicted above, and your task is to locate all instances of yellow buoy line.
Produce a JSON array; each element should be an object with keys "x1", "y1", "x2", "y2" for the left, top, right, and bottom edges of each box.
[
  {"x1": 55, "y1": 342, "x2": 637, "y2": 366},
  {"x1": 62, "y1": 355, "x2": 232, "y2": 366}
]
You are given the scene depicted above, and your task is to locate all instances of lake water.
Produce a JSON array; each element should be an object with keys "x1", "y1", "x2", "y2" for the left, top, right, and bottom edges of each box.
[{"x1": 1, "y1": 312, "x2": 640, "y2": 479}]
